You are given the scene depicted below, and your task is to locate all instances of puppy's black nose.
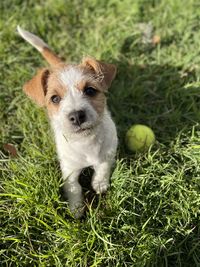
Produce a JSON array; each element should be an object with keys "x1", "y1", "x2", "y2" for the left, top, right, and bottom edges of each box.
[{"x1": 68, "y1": 110, "x2": 86, "y2": 126}]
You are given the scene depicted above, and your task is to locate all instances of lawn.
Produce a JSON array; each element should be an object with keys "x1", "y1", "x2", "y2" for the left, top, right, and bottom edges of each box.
[{"x1": 0, "y1": 0, "x2": 200, "y2": 266}]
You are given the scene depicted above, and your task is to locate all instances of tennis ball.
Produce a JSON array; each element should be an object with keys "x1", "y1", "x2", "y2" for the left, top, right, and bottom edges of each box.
[{"x1": 125, "y1": 124, "x2": 155, "y2": 152}]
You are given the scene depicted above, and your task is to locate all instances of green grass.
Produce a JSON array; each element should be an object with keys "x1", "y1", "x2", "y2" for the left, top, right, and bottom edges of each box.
[{"x1": 1, "y1": 0, "x2": 200, "y2": 266}]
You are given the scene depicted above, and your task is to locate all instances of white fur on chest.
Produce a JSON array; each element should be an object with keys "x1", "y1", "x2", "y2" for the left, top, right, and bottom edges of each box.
[{"x1": 52, "y1": 110, "x2": 117, "y2": 173}]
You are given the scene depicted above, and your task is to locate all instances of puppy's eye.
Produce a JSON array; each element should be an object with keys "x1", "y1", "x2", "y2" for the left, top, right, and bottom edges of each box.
[
  {"x1": 51, "y1": 95, "x2": 61, "y2": 104},
  {"x1": 84, "y1": 87, "x2": 98, "y2": 97}
]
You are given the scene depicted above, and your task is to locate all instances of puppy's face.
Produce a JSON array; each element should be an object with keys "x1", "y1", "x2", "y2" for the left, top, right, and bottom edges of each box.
[
  {"x1": 46, "y1": 64, "x2": 107, "y2": 136},
  {"x1": 23, "y1": 57, "x2": 116, "y2": 136}
]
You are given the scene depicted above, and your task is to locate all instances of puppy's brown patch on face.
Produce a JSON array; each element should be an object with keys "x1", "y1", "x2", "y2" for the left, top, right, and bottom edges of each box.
[
  {"x1": 89, "y1": 91, "x2": 106, "y2": 115},
  {"x1": 77, "y1": 80, "x2": 86, "y2": 91},
  {"x1": 84, "y1": 85, "x2": 106, "y2": 115},
  {"x1": 45, "y1": 73, "x2": 67, "y2": 116},
  {"x1": 76, "y1": 67, "x2": 107, "y2": 115}
]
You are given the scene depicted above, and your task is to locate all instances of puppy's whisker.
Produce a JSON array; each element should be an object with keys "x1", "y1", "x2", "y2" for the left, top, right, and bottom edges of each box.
[{"x1": 63, "y1": 134, "x2": 69, "y2": 142}]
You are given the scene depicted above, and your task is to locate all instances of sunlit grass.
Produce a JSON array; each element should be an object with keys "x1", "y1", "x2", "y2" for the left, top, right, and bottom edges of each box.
[{"x1": 0, "y1": 0, "x2": 200, "y2": 266}]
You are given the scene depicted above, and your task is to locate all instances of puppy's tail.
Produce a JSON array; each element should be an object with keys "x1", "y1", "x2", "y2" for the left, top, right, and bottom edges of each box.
[{"x1": 17, "y1": 26, "x2": 62, "y2": 66}]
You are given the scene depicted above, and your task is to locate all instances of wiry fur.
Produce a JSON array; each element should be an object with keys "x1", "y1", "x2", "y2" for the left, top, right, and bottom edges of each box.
[{"x1": 17, "y1": 26, "x2": 118, "y2": 218}]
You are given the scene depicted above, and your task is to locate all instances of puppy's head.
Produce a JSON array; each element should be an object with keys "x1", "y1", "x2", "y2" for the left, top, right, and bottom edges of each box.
[{"x1": 23, "y1": 57, "x2": 116, "y2": 136}]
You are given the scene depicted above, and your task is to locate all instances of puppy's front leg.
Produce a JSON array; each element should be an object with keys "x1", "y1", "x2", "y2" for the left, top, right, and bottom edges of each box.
[
  {"x1": 92, "y1": 162, "x2": 112, "y2": 194},
  {"x1": 62, "y1": 169, "x2": 84, "y2": 218}
]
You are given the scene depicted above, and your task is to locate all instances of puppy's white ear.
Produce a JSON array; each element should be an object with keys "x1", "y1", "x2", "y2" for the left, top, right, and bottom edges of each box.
[
  {"x1": 82, "y1": 57, "x2": 117, "y2": 89},
  {"x1": 23, "y1": 68, "x2": 50, "y2": 106}
]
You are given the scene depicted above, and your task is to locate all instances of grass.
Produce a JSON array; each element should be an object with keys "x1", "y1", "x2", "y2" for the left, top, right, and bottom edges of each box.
[{"x1": 0, "y1": 0, "x2": 200, "y2": 266}]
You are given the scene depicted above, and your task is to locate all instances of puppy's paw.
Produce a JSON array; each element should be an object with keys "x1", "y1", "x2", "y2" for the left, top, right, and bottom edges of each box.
[
  {"x1": 70, "y1": 202, "x2": 85, "y2": 219},
  {"x1": 92, "y1": 179, "x2": 109, "y2": 194}
]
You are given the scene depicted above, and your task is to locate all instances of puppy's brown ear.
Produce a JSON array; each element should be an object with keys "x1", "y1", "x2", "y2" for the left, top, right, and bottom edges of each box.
[
  {"x1": 81, "y1": 57, "x2": 117, "y2": 89},
  {"x1": 23, "y1": 68, "x2": 50, "y2": 106}
]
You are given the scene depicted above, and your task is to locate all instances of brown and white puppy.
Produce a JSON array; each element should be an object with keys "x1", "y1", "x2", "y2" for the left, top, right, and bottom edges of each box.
[{"x1": 17, "y1": 26, "x2": 118, "y2": 218}]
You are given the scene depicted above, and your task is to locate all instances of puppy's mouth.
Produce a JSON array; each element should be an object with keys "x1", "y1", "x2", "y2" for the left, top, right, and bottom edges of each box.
[{"x1": 73, "y1": 124, "x2": 94, "y2": 134}]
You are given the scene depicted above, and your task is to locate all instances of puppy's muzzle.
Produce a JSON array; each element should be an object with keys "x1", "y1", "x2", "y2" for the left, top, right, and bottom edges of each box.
[{"x1": 68, "y1": 110, "x2": 86, "y2": 126}]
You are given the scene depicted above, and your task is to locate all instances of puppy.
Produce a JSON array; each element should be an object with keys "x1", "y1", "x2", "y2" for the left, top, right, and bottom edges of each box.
[{"x1": 17, "y1": 26, "x2": 118, "y2": 218}]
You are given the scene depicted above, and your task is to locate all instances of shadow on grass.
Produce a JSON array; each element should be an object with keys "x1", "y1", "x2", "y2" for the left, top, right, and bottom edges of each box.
[{"x1": 109, "y1": 57, "x2": 199, "y2": 156}]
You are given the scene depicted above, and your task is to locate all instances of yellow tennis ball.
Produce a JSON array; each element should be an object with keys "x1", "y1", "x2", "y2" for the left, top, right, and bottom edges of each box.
[{"x1": 125, "y1": 124, "x2": 155, "y2": 152}]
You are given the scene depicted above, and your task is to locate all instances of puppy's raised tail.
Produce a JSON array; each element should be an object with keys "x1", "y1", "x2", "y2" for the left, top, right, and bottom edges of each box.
[{"x1": 17, "y1": 26, "x2": 62, "y2": 66}]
